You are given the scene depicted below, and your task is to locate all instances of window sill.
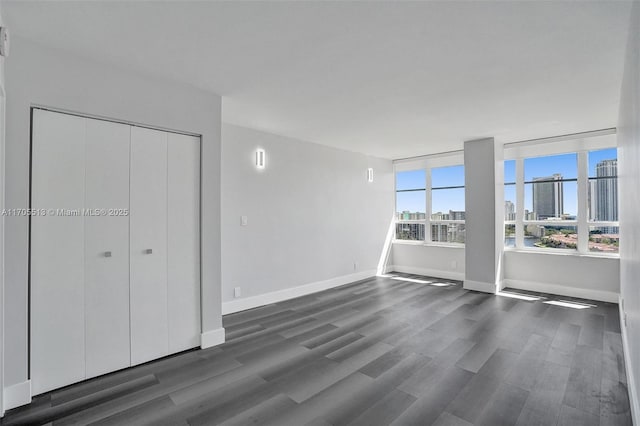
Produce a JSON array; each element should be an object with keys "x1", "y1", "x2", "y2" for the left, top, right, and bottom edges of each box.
[
  {"x1": 425, "y1": 242, "x2": 465, "y2": 248},
  {"x1": 503, "y1": 247, "x2": 619, "y2": 259},
  {"x1": 392, "y1": 240, "x2": 424, "y2": 246},
  {"x1": 392, "y1": 240, "x2": 465, "y2": 249}
]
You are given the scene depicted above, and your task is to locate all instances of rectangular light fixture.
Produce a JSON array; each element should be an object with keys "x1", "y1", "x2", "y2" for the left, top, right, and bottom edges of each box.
[
  {"x1": 367, "y1": 167, "x2": 374, "y2": 182},
  {"x1": 256, "y1": 149, "x2": 265, "y2": 169}
]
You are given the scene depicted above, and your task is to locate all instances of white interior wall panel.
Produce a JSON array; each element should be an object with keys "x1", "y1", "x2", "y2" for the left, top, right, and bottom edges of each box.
[
  {"x1": 84, "y1": 119, "x2": 131, "y2": 378},
  {"x1": 129, "y1": 126, "x2": 169, "y2": 366},
  {"x1": 167, "y1": 133, "x2": 201, "y2": 352},
  {"x1": 31, "y1": 109, "x2": 87, "y2": 394}
]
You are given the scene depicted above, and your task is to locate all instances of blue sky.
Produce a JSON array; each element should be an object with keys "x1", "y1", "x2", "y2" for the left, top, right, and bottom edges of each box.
[
  {"x1": 396, "y1": 166, "x2": 465, "y2": 213},
  {"x1": 397, "y1": 148, "x2": 617, "y2": 215}
]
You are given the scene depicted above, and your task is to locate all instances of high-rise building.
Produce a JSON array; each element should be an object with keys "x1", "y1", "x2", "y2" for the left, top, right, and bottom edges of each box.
[
  {"x1": 505, "y1": 201, "x2": 515, "y2": 220},
  {"x1": 449, "y1": 210, "x2": 465, "y2": 220},
  {"x1": 399, "y1": 211, "x2": 426, "y2": 221},
  {"x1": 396, "y1": 223, "x2": 425, "y2": 240},
  {"x1": 431, "y1": 223, "x2": 448, "y2": 242},
  {"x1": 595, "y1": 159, "x2": 618, "y2": 221},
  {"x1": 532, "y1": 174, "x2": 563, "y2": 219}
]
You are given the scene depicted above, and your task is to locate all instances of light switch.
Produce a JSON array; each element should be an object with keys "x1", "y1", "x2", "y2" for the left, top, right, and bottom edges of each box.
[
  {"x1": 234, "y1": 287, "x2": 242, "y2": 298},
  {"x1": 241, "y1": 215, "x2": 248, "y2": 226}
]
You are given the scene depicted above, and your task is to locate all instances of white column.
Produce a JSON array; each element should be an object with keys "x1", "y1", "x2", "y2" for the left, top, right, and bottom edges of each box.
[{"x1": 464, "y1": 137, "x2": 504, "y2": 293}]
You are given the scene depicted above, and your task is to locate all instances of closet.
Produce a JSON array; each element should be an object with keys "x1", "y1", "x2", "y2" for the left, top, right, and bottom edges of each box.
[{"x1": 30, "y1": 109, "x2": 201, "y2": 395}]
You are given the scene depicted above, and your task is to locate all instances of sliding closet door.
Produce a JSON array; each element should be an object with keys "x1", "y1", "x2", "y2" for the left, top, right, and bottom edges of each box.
[
  {"x1": 84, "y1": 119, "x2": 131, "y2": 378},
  {"x1": 31, "y1": 110, "x2": 87, "y2": 394},
  {"x1": 129, "y1": 127, "x2": 169, "y2": 365},
  {"x1": 167, "y1": 133, "x2": 201, "y2": 352}
]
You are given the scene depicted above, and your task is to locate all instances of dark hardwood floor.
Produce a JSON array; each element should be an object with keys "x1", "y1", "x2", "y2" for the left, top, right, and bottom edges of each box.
[{"x1": 1, "y1": 273, "x2": 632, "y2": 425}]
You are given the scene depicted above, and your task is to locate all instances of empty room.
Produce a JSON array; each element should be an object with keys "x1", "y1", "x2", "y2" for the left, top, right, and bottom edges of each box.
[{"x1": 0, "y1": 1, "x2": 638, "y2": 425}]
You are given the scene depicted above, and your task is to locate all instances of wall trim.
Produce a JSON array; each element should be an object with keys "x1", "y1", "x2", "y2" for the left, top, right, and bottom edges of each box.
[
  {"x1": 222, "y1": 270, "x2": 377, "y2": 315},
  {"x1": 386, "y1": 265, "x2": 464, "y2": 282},
  {"x1": 200, "y1": 327, "x2": 226, "y2": 349},
  {"x1": 464, "y1": 279, "x2": 497, "y2": 294},
  {"x1": 620, "y1": 295, "x2": 639, "y2": 425},
  {"x1": 504, "y1": 279, "x2": 618, "y2": 303},
  {"x1": 3, "y1": 380, "x2": 31, "y2": 411}
]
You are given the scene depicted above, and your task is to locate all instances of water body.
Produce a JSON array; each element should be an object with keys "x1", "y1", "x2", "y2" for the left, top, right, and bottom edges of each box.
[{"x1": 504, "y1": 236, "x2": 537, "y2": 248}]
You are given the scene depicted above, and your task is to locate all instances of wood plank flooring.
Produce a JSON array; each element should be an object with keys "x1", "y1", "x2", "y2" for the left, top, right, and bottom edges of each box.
[{"x1": 1, "y1": 273, "x2": 632, "y2": 425}]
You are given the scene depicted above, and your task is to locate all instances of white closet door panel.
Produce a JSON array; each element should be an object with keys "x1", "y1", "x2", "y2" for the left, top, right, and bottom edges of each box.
[
  {"x1": 31, "y1": 110, "x2": 86, "y2": 394},
  {"x1": 84, "y1": 119, "x2": 131, "y2": 378},
  {"x1": 130, "y1": 126, "x2": 169, "y2": 365},
  {"x1": 167, "y1": 133, "x2": 201, "y2": 352}
]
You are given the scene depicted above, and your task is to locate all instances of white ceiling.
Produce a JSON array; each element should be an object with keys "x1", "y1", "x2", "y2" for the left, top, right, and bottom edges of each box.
[{"x1": 3, "y1": 1, "x2": 632, "y2": 159}]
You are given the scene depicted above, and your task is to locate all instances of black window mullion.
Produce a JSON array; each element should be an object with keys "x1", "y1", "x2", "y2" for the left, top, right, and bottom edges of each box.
[
  {"x1": 396, "y1": 188, "x2": 426, "y2": 193},
  {"x1": 431, "y1": 185, "x2": 465, "y2": 191}
]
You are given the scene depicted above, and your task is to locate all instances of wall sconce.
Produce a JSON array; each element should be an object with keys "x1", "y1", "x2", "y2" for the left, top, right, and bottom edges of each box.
[
  {"x1": 255, "y1": 149, "x2": 266, "y2": 169},
  {"x1": 367, "y1": 168, "x2": 374, "y2": 182}
]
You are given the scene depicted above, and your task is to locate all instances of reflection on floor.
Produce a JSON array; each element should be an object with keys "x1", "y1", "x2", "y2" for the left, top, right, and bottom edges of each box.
[{"x1": 1, "y1": 273, "x2": 632, "y2": 426}]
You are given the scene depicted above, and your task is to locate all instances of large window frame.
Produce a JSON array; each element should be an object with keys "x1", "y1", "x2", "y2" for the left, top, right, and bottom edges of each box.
[
  {"x1": 394, "y1": 152, "x2": 465, "y2": 246},
  {"x1": 504, "y1": 130, "x2": 618, "y2": 256}
]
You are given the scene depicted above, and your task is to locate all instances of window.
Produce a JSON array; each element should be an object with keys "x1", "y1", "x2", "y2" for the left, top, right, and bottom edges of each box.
[
  {"x1": 504, "y1": 141, "x2": 618, "y2": 255},
  {"x1": 431, "y1": 165, "x2": 465, "y2": 243},
  {"x1": 395, "y1": 170, "x2": 426, "y2": 240},
  {"x1": 504, "y1": 160, "x2": 516, "y2": 247},
  {"x1": 588, "y1": 148, "x2": 618, "y2": 253},
  {"x1": 523, "y1": 153, "x2": 578, "y2": 250},
  {"x1": 395, "y1": 161, "x2": 465, "y2": 244}
]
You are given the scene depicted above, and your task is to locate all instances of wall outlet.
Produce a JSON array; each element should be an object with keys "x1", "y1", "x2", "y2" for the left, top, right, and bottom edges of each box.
[
  {"x1": 353, "y1": 262, "x2": 358, "y2": 271},
  {"x1": 241, "y1": 215, "x2": 248, "y2": 226},
  {"x1": 234, "y1": 287, "x2": 242, "y2": 298}
]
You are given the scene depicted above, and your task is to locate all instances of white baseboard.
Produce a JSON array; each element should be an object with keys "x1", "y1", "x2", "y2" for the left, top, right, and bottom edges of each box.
[
  {"x1": 200, "y1": 327, "x2": 226, "y2": 349},
  {"x1": 504, "y1": 279, "x2": 618, "y2": 303},
  {"x1": 464, "y1": 279, "x2": 497, "y2": 294},
  {"x1": 385, "y1": 265, "x2": 464, "y2": 282},
  {"x1": 620, "y1": 295, "x2": 639, "y2": 426},
  {"x1": 382, "y1": 264, "x2": 395, "y2": 275},
  {"x1": 222, "y1": 270, "x2": 377, "y2": 315},
  {"x1": 4, "y1": 380, "x2": 31, "y2": 411}
]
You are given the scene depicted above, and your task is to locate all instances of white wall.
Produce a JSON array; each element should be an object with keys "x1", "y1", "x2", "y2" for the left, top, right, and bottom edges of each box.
[
  {"x1": 391, "y1": 243, "x2": 620, "y2": 303},
  {"x1": 4, "y1": 37, "x2": 222, "y2": 406},
  {"x1": 503, "y1": 251, "x2": 619, "y2": 303},
  {"x1": 221, "y1": 124, "x2": 394, "y2": 313},
  {"x1": 0, "y1": 2, "x2": 5, "y2": 417},
  {"x1": 617, "y1": 2, "x2": 640, "y2": 422},
  {"x1": 388, "y1": 243, "x2": 465, "y2": 281}
]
